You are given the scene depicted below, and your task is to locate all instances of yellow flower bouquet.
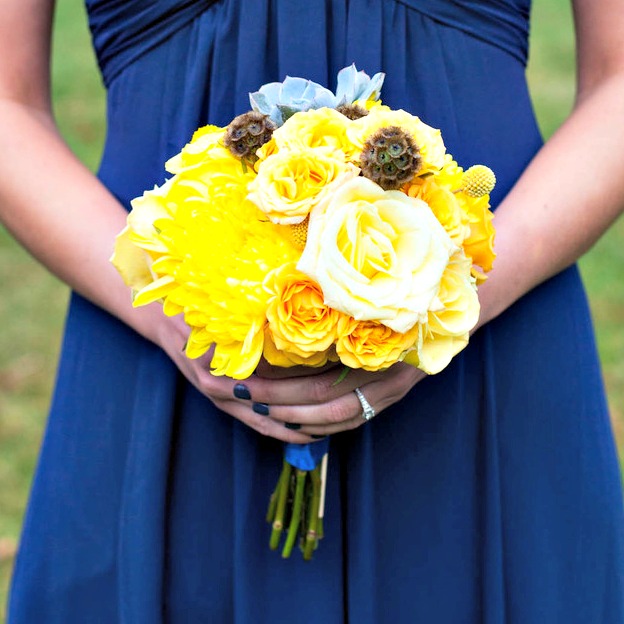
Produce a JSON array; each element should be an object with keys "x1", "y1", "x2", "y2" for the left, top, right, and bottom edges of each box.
[{"x1": 111, "y1": 66, "x2": 496, "y2": 560}]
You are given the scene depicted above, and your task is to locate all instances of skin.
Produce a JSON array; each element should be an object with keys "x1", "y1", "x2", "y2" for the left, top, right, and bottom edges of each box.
[{"x1": 1, "y1": 0, "x2": 623, "y2": 443}]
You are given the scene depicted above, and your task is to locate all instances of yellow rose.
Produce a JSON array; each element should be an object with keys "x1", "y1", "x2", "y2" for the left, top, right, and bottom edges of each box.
[
  {"x1": 272, "y1": 107, "x2": 357, "y2": 160},
  {"x1": 404, "y1": 251, "x2": 479, "y2": 374},
  {"x1": 405, "y1": 177, "x2": 470, "y2": 245},
  {"x1": 298, "y1": 176, "x2": 457, "y2": 333},
  {"x1": 433, "y1": 155, "x2": 465, "y2": 191},
  {"x1": 348, "y1": 107, "x2": 447, "y2": 173},
  {"x1": 255, "y1": 137, "x2": 279, "y2": 165},
  {"x1": 263, "y1": 263, "x2": 341, "y2": 367},
  {"x1": 263, "y1": 329, "x2": 338, "y2": 368},
  {"x1": 458, "y1": 193, "x2": 496, "y2": 281},
  {"x1": 336, "y1": 316, "x2": 421, "y2": 371},
  {"x1": 248, "y1": 146, "x2": 359, "y2": 224},
  {"x1": 165, "y1": 125, "x2": 226, "y2": 174}
]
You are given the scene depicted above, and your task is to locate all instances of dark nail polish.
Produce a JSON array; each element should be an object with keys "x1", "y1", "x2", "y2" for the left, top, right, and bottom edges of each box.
[
  {"x1": 252, "y1": 402, "x2": 270, "y2": 416},
  {"x1": 311, "y1": 434, "x2": 326, "y2": 440},
  {"x1": 233, "y1": 383, "x2": 251, "y2": 400},
  {"x1": 284, "y1": 422, "x2": 301, "y2": 430}
]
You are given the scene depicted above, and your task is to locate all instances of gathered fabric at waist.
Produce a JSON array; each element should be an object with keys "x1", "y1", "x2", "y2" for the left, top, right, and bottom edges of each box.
[
  {"x1": 397, "y1": 0, "x2": 529, "y2": 65},
  {"x1": 86, "y1": 0, "x2": 219, "y2": 87},
  {"x1": 86, "y1": 0, "x2": 530, "y2": 88}
]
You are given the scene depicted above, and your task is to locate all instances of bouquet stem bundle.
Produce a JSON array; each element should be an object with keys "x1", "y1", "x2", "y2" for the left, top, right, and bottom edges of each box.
[{"x1": 267, "y1": 455, "x2": 327, "y2": 559}]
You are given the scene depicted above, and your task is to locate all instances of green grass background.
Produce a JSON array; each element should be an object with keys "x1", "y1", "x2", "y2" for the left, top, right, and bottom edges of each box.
[{"x1": 1, "y1": 0, "x2": 623, "y2": 617}]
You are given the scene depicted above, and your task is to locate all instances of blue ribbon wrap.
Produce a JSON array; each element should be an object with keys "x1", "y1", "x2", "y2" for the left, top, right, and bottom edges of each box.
[{"x1": 284, "y1": 439, "x2": 330, "y2": 471}]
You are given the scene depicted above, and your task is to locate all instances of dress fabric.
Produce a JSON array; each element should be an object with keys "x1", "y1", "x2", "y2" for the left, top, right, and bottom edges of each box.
[{"x1": 8, "y1": 0, "x2": 624, "y2": 622}]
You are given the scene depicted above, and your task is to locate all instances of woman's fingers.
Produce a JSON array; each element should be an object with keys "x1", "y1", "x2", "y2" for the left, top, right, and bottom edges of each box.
[
  {"x1": 234, "y1": 364, "x2": 427, "y2": 432},
  {"x1": 160, "y1": 315, "x2": 426, "y2": 438},
  {"x1": 241, "y1": 366, "x2": 378, "y2": 407},
  {"x1": 209, "y1": 396, "x2": 321, "y2": 444}
]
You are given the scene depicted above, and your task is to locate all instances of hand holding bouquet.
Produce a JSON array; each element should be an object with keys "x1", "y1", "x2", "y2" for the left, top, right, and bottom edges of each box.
[{"x1": 111, "y1": 66, "x2": 496, "y2": 559}]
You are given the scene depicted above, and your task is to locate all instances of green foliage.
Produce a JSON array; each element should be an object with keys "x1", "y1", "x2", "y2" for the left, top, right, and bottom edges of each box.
[{"x1": 1, "y1": 0, "x2": 623, "y2": 619}]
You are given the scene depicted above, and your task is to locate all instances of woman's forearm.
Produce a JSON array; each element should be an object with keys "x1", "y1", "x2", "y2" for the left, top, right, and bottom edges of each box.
[{"x1": 0, "y1": 99, "x2": 166, "y2": 344}]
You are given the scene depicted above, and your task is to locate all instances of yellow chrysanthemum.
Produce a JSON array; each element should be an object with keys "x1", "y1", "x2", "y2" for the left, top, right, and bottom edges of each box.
[{"x1": 112, "y1": 148, "x2": 300, "y2": 379}]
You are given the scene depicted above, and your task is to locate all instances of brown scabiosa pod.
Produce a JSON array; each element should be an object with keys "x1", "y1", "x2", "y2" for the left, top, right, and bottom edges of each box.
[
  {"x1": 224, "y1": 111, "x2": 276, "y2": 163},
  {"x1": 360, "y1": 125, "x2": 422, "y2": 190}
]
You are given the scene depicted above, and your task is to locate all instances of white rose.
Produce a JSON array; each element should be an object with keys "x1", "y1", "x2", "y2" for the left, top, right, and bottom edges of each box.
[{"x1": 297, "y1": 176, "x2": 456, "y2": 333}]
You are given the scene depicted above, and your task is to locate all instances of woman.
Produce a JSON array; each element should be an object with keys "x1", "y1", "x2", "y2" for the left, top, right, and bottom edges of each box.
[{"x1": 3, "y1": 0, "x2": 623, "y2": 621}]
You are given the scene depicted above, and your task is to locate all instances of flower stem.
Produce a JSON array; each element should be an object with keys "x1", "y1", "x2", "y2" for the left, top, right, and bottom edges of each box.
[
  {"x1": 266, "y1": 461, "x2": 288, "y2": 523},
  {"x1": 303, "y1": 465, "x2": 322, "y2": 560},
  {"x1": 282, "y1": 469, "x2": 307, "y2": 558},
  {"x1": 269, "y1": 460, "x2": 291, "y2": 550}
]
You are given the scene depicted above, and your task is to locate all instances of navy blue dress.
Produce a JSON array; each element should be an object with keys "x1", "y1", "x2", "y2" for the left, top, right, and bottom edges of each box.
[{"x1": 9, "y1": 1, "x2": 624, "y2": 622}]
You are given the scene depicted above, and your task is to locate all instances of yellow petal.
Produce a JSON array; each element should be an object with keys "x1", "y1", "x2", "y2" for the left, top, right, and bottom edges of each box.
[
  {"x1": 132, "y1": 275, "x2": 177, "y2": 307},
  {"x1": 417, "y1": 333, "x2": 469, "y2": 374},
  {"x1": 110, "y1": 226, "x2": 154, "y2": 291}
]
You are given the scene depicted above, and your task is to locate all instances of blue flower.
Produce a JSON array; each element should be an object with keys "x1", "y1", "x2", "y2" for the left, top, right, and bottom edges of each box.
[
  {"x1": 249, "y1": 65, "x2": 385, "y2": 126},
  {"x1": 334, "y1": 64, "x2": 385, "y2": 106}
]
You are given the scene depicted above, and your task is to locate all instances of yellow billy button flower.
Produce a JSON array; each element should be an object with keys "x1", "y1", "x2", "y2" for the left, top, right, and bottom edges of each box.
[
  {"x1": 263, "y1": 263, "x2": 341, "y2": 368},
  {"x1": 289, "y1": 217, "x2": 309, "y2": 250},
  {"x1": 461, "y1": 165, "x2": 496, "y2": 198}
]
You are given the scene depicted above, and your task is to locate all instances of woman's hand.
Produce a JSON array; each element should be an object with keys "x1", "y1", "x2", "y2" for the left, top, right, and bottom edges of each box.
[
  {"x1": 245, "y1": 361, "x2": 427, "y2": 438},
  {"x1": 156, "y1": 312, "x2": 427, "y2": 443}
]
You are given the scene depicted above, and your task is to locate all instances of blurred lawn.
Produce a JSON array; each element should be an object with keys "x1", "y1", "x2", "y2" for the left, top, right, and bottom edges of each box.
[{"x1": 1, "y1": 0, "x2": 623, "y2": 618}]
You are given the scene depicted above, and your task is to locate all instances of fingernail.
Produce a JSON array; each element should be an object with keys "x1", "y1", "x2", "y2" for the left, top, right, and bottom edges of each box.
[
  {"x1": 284, "y1": 422, "x2": 301, "y2": 430},
  {"x1": 233, "y1": 384, "x2": 251, "y2": 400},
  {"x1": 311, "y1": 434, "x2": 326, "y2": 440},
  {"x1": 252, "y1": 402, "x2": 270, "y2": 416}
]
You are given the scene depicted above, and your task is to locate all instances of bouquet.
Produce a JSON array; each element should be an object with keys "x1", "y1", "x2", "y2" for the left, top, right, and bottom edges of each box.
[{"x1": 111, "y1": 66, "x2": 496, "y2": 560}]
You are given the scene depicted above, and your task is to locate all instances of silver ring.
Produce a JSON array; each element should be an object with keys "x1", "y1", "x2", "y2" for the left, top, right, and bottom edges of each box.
[{"x1": 354, "y1": 387, "x2": 376, "y2": 421}]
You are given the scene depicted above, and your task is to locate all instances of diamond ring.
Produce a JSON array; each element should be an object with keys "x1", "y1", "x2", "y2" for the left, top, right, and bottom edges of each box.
[{"x1": 354, "y1": 387, "x2": 376, "y2": 421}]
